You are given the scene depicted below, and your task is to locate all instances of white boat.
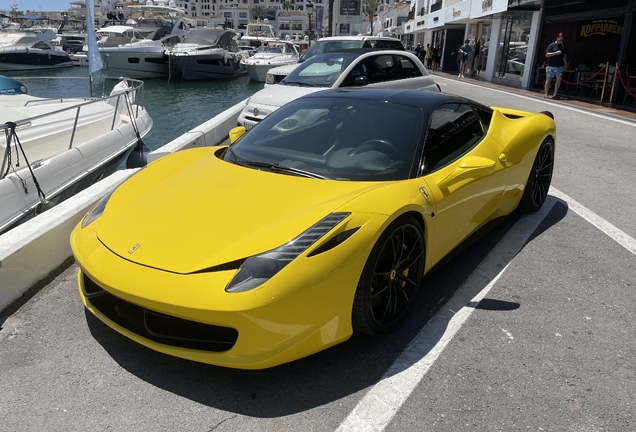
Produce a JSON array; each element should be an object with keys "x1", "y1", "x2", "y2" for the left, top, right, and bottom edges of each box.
[
  {"x1": 0, "y1": 29, "x2": 73, "y2": 71},
  {"x1": 97, "y1": 19, "x2": 191, "y2": 79},
  {"x1": 167, "y1": 29, "x2": 246, "y2": 80},
  {"x1": 95, "y1": 1, "x2": 195, "y2": 79},
  {"x1": 0, "y1": 75, "x2": 153, "y2": 235},
  {"x1": 238, "y1": 19, "x2": 277, "y2": 49},
  {"x1": 243, "y1": 39, "x2": 299, "y2": 82}
]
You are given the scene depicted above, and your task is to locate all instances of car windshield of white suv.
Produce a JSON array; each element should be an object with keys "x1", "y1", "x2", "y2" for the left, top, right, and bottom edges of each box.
[
  {"x1": 282, "y1": 52, "x2": 358, "y2": 87},
  {"x1": 299, "y1": 40, "x2": 364, "y2": 61}
]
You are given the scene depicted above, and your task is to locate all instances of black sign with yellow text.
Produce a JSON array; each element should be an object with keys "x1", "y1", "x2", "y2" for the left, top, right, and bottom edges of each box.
[{"x1": 577, "y1": 18, "x2": 623, "y2": 40}]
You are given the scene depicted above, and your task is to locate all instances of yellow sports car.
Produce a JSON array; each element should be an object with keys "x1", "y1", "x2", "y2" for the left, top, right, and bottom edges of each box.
[{"x1": 71, "y1": 88, "x2": 555, "y2": 369}]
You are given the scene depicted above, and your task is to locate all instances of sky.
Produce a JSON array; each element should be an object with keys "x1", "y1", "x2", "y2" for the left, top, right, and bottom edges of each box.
[{"x1": 1, "y1": 1, "x2": 92, "y2": 13}]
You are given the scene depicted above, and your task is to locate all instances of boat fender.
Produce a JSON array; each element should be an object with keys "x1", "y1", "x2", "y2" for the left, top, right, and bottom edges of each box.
[{"x1": 126, "y1": 140, "x2": 150, "y2": 169}]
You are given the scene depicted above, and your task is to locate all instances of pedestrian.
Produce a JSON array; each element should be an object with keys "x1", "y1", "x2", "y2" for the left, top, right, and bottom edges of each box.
[
  {"x1": 433, "y1": 44, "x2": 441, "y2": 72},
  {"x1": 544, "y1": 32, "x2": 568, "y2": 99},
  {"x1": 425, "y1": 43, "x2": 433, "y2": 69},
  {"x1": 414, "y1": 43, "x2": 423, "y2": 61},
  {"x1": 459, "y1": 39, "x2": 471, "y2": 78}
]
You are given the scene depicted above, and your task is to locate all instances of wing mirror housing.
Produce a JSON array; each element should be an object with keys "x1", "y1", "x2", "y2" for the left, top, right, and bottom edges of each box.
[
  {"x1": 229, "y1": 126, "x2": 246, "y2": 144},
  {"x1": 354, "y1": 76, "x2": 371, "y2": 86}
]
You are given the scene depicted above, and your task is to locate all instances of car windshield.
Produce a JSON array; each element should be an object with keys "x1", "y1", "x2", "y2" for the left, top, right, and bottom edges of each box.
[
  {"x1": 224, "y1": 95, "x2": 424, "y2": 181},
  {"x1": 299, "y1": 40, "x2": 363, "y2": 61},
  {"x1": 282, "y1": 52, "x2": 359, "y2": 87}
]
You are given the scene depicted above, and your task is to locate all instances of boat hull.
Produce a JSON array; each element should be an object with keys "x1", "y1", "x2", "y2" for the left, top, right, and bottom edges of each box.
[
  {"x1": 0, "y1": 51, "x2": 73, "y2": 71},
  {"x1": 168, "y1": 52, "x2": 246, "y2": 80},
  {"x1": 100, "y1": 48, "x2": 170, "y2": 79}
]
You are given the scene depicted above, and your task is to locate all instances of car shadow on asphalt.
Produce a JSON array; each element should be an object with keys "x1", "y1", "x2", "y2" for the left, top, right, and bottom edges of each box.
[{"x1": 84, "y1": 198, "x2": 569, "y2": 418}]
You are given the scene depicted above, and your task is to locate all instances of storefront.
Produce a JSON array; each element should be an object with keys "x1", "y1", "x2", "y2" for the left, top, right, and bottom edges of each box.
[{"x1": 533, "y1": 0, "x2": 635, "y2": 103}]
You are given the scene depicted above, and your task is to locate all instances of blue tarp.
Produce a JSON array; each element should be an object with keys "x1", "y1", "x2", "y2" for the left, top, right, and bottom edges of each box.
[{"x1": 15, "y1": 15, "x2": 48, "y2": 20}]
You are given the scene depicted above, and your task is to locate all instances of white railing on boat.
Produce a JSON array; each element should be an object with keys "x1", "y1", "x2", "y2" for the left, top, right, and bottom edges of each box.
[{"x1": 0, "y1": 77, "x2": 146, "y2": 177}]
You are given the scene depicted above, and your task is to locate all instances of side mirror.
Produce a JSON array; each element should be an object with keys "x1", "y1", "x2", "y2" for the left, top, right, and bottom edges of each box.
[
  {"x1": 229, "y1": 126, "x2": 246, "y2": 144},
  {"x1": 354, "y1": 76, "x2": 371, "y2": 86}
]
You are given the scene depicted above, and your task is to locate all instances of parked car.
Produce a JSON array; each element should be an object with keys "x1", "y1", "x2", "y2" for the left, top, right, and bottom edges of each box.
[
  {"x1": 265, "y1": 35, "x2": 405, "y2": 86},
  {"x1": 62, "y1": 40, "x2": 84, "y2": 54},
  {"x1": 238, "y1": 49, "x2": 440, "y2": 130},
  {"x1": 71, "y1": 88, "x2": 556, "y2": 369}
]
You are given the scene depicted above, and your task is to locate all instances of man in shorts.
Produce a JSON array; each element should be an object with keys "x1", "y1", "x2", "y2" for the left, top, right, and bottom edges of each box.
[{"x1": 544, "y1": 33, "x2": 568, "y2": 99}]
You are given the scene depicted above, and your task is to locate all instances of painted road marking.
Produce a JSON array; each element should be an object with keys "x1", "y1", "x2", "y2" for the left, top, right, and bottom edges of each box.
[{"x1": 336, "y1": 187, "x2": 636, "y2": 431}]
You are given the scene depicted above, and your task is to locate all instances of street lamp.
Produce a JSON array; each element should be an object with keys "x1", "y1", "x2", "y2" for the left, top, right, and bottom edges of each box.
[{"x1": 306, "y1": 1, "x2": 314, "y2": 47}]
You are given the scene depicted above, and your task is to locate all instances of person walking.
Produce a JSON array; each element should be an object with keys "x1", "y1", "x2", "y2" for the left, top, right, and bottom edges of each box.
[
  {"x1": 458, "y1": 39, "x2": 472, "y2": 78},
  {"x1": 433, "y1": 44, "x2": 441, "y2": 72},
  {"x1": 425, "y1": 43, "x2": 433, "y2": 69},
  {"x1": 544, "y1": 33, "x2": 568, "y2": 99},
  {"x1": 414, "y1": 43, "x2": 422, "y2": 57}
]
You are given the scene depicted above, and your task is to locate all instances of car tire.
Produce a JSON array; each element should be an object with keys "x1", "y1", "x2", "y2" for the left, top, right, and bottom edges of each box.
[
  {"x1": 518, "y1": 137, "x2": 554, "y2": 212},
  {"x1": 352, "y1": 215, "x2": 425, "y2": 336},
  {"x1": 66, "y1": 48, "x2": 73, "y2": 54}
]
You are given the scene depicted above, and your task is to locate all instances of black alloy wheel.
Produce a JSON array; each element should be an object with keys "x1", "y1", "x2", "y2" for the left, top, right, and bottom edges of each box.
[
  {"x1": 518, "y1": 137, "x2": 554, "y2": 212},
  {"x1": 353, "y1": 215, "x2": 425, "y2": 336}
]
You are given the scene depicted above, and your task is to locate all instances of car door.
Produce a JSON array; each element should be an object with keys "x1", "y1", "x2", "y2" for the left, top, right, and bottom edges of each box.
[
  {"x1": 338, "y1": 53, "x2": 437, "y2": 91},
  {"x1": 420, "y1": 102, "x2": 508, "y2": 267}
]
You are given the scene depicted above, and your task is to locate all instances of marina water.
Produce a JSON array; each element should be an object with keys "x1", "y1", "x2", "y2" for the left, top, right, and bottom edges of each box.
[{"x1": 4, "y1": 67, "x2": 265, "y2": 153}]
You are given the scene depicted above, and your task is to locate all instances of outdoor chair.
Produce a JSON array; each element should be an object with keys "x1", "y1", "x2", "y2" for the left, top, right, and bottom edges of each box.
[{"x1": 622, "y1": 67, "x2": 636, "y2": 105}]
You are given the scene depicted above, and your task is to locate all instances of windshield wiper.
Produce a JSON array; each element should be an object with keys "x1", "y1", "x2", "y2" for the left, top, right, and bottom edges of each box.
[
  {"x1": 243, "y1": 160, "x2": 326, "y2": 179},
  {"x1": 227, "y1": 148, "x2": 326, "y2": 179},
  {"x1": 281, "y1": 81, "x2": 321, "y2": 87}
]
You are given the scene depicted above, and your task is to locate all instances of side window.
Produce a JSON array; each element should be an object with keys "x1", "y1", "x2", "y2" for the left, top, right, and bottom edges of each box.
[
  {"x1": 366, "y1": 54, "x2": 398, "y2": 83},
  {"x1": 423, "y1": 103, "x2": 485, "y2": 174},
  {"x1": 341, "y1": 61, "x2": 368, "y2": 87},
  {"x1": 396, "y1": 55, "x2": 423, "y2": 78}
]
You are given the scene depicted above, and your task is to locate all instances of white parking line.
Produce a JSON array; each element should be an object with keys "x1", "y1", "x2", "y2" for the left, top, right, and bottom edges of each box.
[
  {"x1": 434, "y1": 75, "x2": 636, "y2": 128},
  {"x1": 336, "y1": 188, "x2": 636, "y2": 431}
]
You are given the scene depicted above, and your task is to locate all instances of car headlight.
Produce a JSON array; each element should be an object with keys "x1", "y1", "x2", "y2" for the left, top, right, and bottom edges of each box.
[
  {"x1": 265, "y1": 74, "x2": 274, "y2": 85},
  {"x1": 81, "y1": 190, "x2": 115, "y2": 228},
  {"x1": 225, "y1": 212, "x2": 350, "y2": 293}
]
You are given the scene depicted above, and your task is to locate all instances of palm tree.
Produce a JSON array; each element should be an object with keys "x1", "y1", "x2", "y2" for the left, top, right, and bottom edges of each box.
[
  {"x1": 251, "y1": 5, "x2": 266, "y2": 21},
  {"x1": 282, "y1": 1, "x2": 292, "y2": 12},
  {"x1": 365, "y1": 0, "x2": 379, "y2": 18}
]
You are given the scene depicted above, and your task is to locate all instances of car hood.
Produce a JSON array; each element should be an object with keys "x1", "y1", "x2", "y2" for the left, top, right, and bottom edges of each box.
[
  {"x1": 267, "y1": 63, "x2": 300, "y2": 75},
  {"x1": 249, "y1": 85, "x2": 325, "y2": 108},
  {"x1": 96, "y1": 148, "x2": 386, "y2": 274}
]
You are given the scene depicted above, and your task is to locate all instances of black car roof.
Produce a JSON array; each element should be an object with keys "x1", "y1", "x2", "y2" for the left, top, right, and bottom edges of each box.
[{"x1": 297, "y1": 88, "x2": 481, "y2": 112}]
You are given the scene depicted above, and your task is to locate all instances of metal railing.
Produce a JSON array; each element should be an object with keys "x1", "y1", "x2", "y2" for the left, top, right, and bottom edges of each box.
[{"x1": 1, "y1": 77, "x2": 146, "y2": 179}]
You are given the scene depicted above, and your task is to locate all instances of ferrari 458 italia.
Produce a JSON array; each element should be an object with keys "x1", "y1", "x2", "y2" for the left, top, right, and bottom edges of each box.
[{"x1": 71, "y1": 88, "x2": 555, "y2": 369}]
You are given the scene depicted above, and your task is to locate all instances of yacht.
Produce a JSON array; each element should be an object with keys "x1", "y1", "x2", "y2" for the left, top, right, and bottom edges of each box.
[
  {"x1": 0, "y1": 75, "x2": 153, "y2": 234},
  {"x1": 97, "y1": 1, "x2": 195, "y2": 79},
  {"x1": 239, "y1": 19, "x2": 277, "y2": 49},
  {"x1": 0, "y1": 29, "x2": 73, "y2": 71},
  {"x1": 243, "y1": 39, "x2": 299, "y2": 82},
  {"x1": 167, "y1": 29, "x2": 246, "y2": 80}
]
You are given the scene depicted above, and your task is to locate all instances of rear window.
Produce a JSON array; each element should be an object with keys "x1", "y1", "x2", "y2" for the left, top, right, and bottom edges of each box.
[
  {"x1": 299, "y1": 38, "x2": 403, "y2": 61},
  {"x1": 362, "y1": 39, "x2": 405, "y2": 50}
]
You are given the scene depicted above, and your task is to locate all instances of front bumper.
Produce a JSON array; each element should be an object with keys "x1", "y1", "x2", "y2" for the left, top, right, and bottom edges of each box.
[{"x1": 71, "y1": 215, "x2": 386, "y2": 369}]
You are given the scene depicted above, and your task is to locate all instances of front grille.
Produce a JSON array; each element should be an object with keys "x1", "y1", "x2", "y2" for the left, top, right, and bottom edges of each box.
[{"x1": 82, "y1": 274, "x2": 238, "y2": 352}]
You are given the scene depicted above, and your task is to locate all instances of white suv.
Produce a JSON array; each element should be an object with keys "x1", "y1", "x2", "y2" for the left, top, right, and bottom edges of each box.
[
  {"x1": 265, "y1": 35, "x2": 405, "y2": 86},
  {"x1": 238, "y1": 49, "x2": 440, "y2": 130}
]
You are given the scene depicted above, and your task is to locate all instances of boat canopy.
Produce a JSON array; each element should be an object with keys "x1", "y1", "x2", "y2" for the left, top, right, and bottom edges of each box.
[{"x1": 181, "y1": 29, "x2": 236, "y2": 47}]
